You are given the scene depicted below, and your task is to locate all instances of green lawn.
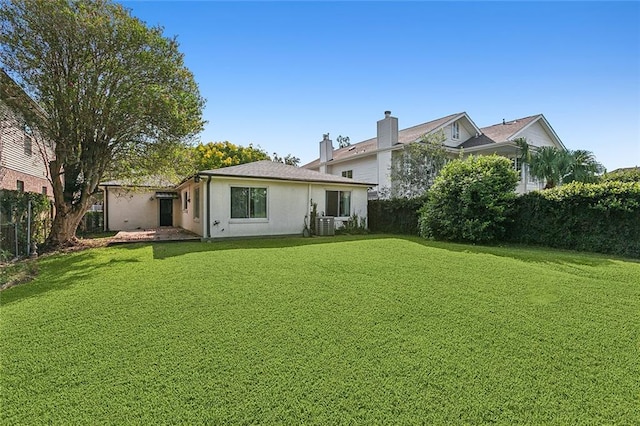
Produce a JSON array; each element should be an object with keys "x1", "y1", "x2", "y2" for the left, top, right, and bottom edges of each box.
[{"x1": 1, "y1": 236, "x2": 639, "y2": 424}]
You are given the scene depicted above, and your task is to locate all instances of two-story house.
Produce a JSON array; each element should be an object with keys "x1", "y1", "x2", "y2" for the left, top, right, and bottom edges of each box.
[
  {"x1": 303, "y1": 111, "x2": 566, "y2": 197},
  {"x1": 0, "y1": 70, "x2": 52, "y2": 196}
]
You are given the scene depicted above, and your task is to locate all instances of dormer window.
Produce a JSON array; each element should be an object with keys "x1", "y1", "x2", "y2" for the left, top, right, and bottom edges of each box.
[{"x1": 452, "y1": 122, "x2": 460, "y2": 140}]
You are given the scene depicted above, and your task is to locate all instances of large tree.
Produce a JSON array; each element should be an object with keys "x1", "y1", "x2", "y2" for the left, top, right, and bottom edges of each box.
[
  {"x1": 386, "y1": 130, "x2": 448, "y2": 199},
  {"x1": 0, "y1": 0, "x2": 205, "y2": 248},
  {"x1": 192, "y1": 141, "x2": 270, "y2": 170}
]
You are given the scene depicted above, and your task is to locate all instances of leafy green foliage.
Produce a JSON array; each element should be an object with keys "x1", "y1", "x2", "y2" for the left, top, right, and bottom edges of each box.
[
  {"x1": 0, "y1": 0, "x2": 205, "y2": 246},
  {"x1": 508, "y1": 181, "x2": 640, "y2": 258},
  {"x1": 601, "y1": 167, "x2": 640, "y2": 183},
  {"x1": 386, "y1": 130, "x2": 447, "y2": 199},
  {"x1": 2, "y1": 237, "x2": 639, "y2": 423},
  {"x1": 192, "y1": 141, "x2": 269, "y2": 170},
  {"x1": 271, "y1": 152, "x2": 301, "y2": 166},
  {"x1": 419, "y1": 155, "x2": 518, "y2": 242},
  {"x1": 0, "y1": 190, "x2": 51, "y2": 257},
  {"x1": 367, "y1": 195, "x2": 427, "y2": 235},
  {"x1": 527, "y1": 145, "x2": 604, "y2": 189}
]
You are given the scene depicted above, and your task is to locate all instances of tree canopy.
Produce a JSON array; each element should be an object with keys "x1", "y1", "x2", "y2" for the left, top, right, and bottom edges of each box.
[
  {"x1": 0, "y1": 0, "x2": 205, "y2": 247},
  {"x1": 386, "y1": 130, "x2": 448, "y2": 199},
  {"x1": 192, "y1": 141, "x2": 270, "y2": 170}
]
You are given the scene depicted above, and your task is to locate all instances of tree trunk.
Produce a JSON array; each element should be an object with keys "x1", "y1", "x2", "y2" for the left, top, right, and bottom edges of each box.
[{"x1": 45, "y1": 201, "x2": 89, "y2": 249}]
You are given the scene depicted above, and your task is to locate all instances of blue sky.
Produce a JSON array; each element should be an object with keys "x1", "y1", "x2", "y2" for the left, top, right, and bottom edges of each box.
[{"x1": 121, "y1": 1, "x2": 640, "y2": 171}]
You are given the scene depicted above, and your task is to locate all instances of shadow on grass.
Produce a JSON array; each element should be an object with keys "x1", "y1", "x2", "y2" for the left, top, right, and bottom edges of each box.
[
  {"x1": 148, "y1": 234, "x2": 396, "y2": 260},
  {"x1": 0, "y1": 249, "x2": 141, "y2": 307}
]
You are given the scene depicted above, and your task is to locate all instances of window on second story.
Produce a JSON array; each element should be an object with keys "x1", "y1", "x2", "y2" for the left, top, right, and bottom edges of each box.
[
  {"x1": 452, "y1": 122, "x2": 460, "y2": 140},
  {"x1": 17, "y1": 180, "x2": 24, "y2": 192},
  {"x1": 341, "y1": 170, "x2": 353, "y2": 179},
  {"x1": 23, "y1": 124, "x2": 33, "y2": 156}
]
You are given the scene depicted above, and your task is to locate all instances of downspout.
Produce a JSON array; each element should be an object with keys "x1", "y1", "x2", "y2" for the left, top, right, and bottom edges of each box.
[
  {"x1": 104, "y1": 187, "x2": 109, "y2": 231},
  {"x1": 206, "y1": 176, "x2": 212, "y2": 239}
]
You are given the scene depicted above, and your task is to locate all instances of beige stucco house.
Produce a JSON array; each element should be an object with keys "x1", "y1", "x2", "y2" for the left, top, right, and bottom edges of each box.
[
  {"x1": 303, "y1": 111, "x2": 566, "y2": 197},
  {"x1": 101, "y1": 160, "x2": 373, "y2": 238}
]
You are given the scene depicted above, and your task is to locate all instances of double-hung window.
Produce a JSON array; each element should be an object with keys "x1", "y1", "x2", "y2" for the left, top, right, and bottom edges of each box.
[
  {"x1": 325, "y1": 191, "x2": 351, "y2": 217},
  {"x1": 341, "y1": 170, "x2": 353, "y2": 179},
  {"x1": 452, "y1": 122, "x2": 460, "y2": 140},
  {"x1": 231, "y1": 187, "x2": 267, "y2": 219}
]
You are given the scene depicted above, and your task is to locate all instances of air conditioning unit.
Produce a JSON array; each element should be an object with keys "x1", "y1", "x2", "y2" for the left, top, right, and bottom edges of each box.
[{"x1": 315, "y1": 217, "x2": 335, "y2": 236}]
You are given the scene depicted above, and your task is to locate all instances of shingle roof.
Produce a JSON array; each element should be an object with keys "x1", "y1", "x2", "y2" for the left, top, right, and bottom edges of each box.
[
  {"x1": 200, "y1": 160, "x2": 374, "y2": 186},
  {"x1": 458, "y1": 133, "x2": 497, "y2": 149},
  {"x1": 303, "y1": 112, "x2": 464, "y2": 168},
  {"x1": 100, "y1": 176, "x2": 178, "y2": 187},
  {"x1": 479, "y1": 115, "x2": 541, "y2": 143}
]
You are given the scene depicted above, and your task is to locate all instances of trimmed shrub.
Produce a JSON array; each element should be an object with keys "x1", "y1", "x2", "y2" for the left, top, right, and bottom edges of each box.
[
  {"x1": 368, "y1": 195, "x2": 428, "y2": 235},
  {"x1": 419, "y1": 155, "x2": 519, "y2": 243},
  {"x1": 508, "y1": 181, "x2": 640, "y2": 258},
  {"x1": 601, "y1": 168, "x2": 640, "y2": 183}
]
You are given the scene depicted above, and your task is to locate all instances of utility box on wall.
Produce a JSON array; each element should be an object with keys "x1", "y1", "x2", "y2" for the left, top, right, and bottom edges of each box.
[{"x1": 315, "y1": 217, "x2": 335, "y2": 236}]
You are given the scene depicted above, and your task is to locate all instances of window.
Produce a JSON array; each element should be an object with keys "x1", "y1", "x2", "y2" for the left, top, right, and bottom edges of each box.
[
  {"x1": 17, "y1": 180, "x2": 24, "y2": 192},
  {"x1": 325, "y1": 191, "x2": 351, "y2": 217},
  {"x1": 24, "y1": 124, "x2": 33, "y2": 156},
  {"x1": 183, "y1": 190, "x2": 189, "y2": 210},
  {"x1": 231, "y1": 187, "x2": 267, "y2": 219},
  {"x1": 452, "y1": 122, "x2": 460, "y2": 140},
  {"x1": 341, "y1": 170, "x2": 353, "y2": 179},
  {"x1": 193, "y1": 187, "x2": 200, "y2": 219},
  {"x1": 42, "y1": 186, "x2": 47, "y2": 195},
  {"x1": 527, "y1": 165, "x2": 537, "y2": 184}
]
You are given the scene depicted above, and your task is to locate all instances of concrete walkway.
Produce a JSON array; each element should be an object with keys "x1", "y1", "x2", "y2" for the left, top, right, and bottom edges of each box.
[{"x1": 111, "y1": 227, "x2": 201, "y2": 244}]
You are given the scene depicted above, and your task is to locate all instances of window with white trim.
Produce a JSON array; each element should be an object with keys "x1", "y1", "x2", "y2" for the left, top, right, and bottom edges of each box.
[
  {"x1": 452, "y1": 122, "x2": 460, "y2": 140},
  {"x1": 341, "y1": 170, "x2": 353, "y2": 179},
  {"x1": 325, "y1": 191, "x2": 351, "y2": 217},
  {"x1": 193, "y1": 187, "x2": 200, "y2": 219},
  {"x1": 511, "y1": 158, "x2": 523, "y2": 181},
  {"x1": 231, "y1": 187, "x2": 267, "y2": 219}
]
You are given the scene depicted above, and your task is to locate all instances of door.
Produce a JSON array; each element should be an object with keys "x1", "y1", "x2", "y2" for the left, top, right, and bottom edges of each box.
[{"x1": 159, "y1": 199, "x2": 173, "y2": 226}]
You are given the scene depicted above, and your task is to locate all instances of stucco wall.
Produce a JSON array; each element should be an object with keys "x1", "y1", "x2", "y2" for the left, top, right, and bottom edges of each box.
[
  {"x1": 175, "y1": 180, "x2": 203, "y2": 235},
  {"x1": 105, "y1": 187, "x2": 159, "y2": 231},
  {"x1": 204, "y1": 177, "x2": 369, "y2": 239}
]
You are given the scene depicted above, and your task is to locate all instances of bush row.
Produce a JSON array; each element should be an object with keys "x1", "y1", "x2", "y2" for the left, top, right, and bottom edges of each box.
[
  {"x1": 367, "y1": 195, "x2": 427, "y2": 235},
  {"x1": 507, "y1": 181, "x2": 640, "y2": 258}
]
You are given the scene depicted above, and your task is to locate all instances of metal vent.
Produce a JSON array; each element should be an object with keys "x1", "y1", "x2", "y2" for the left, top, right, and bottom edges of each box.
[{"x1": 315, "y1": 217, "x2": 335, "y2": 236}]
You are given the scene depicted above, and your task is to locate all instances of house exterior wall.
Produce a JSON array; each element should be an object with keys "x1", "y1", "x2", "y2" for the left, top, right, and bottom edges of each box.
[
  {"x1": 175, "y1": 180, "x2": 203, "y2": 235},
  {"x1": 330, "y1": 155, "x2": 378, "y2": 186},
  {"x1": 445, "y1": 120, "x2": 474, "y2": 147},
  {"x1": 105, "y1": 187, "x2": 160, "y2": 231},
  {"x1": 518, "y1": 121, "x2": 556, "y2": 148},
  {"x1": 1, "y1": 102, "x2": 53, "y2": 194},
  {"x1": 205, "y1": 177, "x2": 369, "y2": 239}
]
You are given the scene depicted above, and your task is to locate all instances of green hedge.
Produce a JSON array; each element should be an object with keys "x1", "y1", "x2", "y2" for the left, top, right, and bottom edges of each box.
[
  {"x1": 508, "y1": 181, "x2": 640, "y2": 258},
  {"x1": 367, "y1": 195, "x2": 427, "y2": 235},
  {"x1": 0, "y1": 190, "x2": 51, "y2": 258}
]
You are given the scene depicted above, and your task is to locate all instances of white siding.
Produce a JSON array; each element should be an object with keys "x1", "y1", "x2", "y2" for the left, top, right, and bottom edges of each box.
[
  {"x1": 518, "y1": 121, "x2": 557, "y2": 149},
  {"x1": 330, "y1": 155, "x2": 377, "y2": 185},
  {"x1": 105, "y1": 187, "x2": 160, "y2": 231},
  {"x1": 444, "y1": 119, "x2": 474, "y2": 147},
  {"x1": 0, "y1": 102, "x2": 51, "y2": 182}
]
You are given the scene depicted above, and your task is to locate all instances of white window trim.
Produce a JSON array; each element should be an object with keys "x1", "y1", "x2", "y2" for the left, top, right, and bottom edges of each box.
[
  {"x1": 452, "y1": 122, "x2": 460, "y2": 140},
  {"x1": 230, "y1": 185, "x2": 269, "y2": 220}
]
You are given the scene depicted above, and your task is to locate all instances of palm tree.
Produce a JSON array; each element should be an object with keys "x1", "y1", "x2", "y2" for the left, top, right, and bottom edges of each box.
[
  {"x1": 514, "y1": 137, "x2": 531, "y2": 185},
  {"x1": 565, "y1": 149, "x2": 605, "y2": 183},
  {"x1": 529, "y1": 147, "x2": 604, "y2": 189}
]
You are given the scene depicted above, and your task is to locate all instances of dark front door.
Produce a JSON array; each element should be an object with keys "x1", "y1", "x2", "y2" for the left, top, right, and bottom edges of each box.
[{"x1": 159, "y1": 199, "x2": 173, "y2": 226}]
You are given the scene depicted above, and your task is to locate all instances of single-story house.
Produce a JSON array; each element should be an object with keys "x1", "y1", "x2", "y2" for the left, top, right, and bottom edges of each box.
[{"x1": 100, "y1": 160, "x2": 373, "y2": 238}]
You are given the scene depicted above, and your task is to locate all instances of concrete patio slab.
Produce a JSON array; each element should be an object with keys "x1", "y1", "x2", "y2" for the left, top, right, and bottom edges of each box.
[{"x1": 110, "y1": 227, "x2": 200, "y2": 244}]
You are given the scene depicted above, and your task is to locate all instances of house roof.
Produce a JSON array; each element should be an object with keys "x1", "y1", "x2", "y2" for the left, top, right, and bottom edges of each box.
[
  {"x1": 100, "y1": 176, "x2": 178, "y2": 188},
  {"x1": 303, "y1": 112, "x2": 465, "y2": 168},
  {"x1": 199, "y1": 160, "x2": 374, "y2": 186},
  {"x1": 458, "y1": 133, "x2": 497, "y2": 149},
  {"x1": 479, "y1": 115, "x2": 541, "y2": 143}
]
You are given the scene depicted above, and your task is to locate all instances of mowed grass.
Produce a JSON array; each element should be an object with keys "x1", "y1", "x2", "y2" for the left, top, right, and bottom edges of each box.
[{"x1": 1, "y1": 236, "x2": 639, "y2": 424}]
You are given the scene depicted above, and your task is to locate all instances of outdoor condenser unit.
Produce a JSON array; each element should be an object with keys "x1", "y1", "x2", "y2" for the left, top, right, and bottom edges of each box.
[{"x1": 315, "y1": 217, "x2": 335, "y2": 236}]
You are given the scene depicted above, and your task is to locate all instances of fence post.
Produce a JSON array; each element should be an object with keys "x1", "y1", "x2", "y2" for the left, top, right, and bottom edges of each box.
[{"x1": 27, "y1": 199, "x2": 32, "y2": 257}]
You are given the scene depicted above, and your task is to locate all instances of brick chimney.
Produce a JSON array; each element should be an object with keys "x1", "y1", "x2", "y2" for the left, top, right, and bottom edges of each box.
[{"x1": 377, "y1": 110, "x2": 398, "y2": 149}]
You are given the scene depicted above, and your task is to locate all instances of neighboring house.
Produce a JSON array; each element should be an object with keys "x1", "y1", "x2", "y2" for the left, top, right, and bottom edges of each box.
[
  {"x1": 101, "y1": 160, "x2": 373, "y2": 238},
  {"x1": 0, "y1": 70, "x2": 53, "y2": 196},
  {"x1": 303, "y1": 111, "x2": 566, "y2": 196}
]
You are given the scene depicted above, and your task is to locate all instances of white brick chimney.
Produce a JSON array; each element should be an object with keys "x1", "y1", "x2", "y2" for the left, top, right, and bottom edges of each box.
[{"x1": 377, "y1": 110, "x2": 398, "y2": 149}]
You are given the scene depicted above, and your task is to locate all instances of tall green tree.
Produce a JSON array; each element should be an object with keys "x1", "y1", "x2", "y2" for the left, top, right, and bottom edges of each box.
[
  {"x1": 528, "y1": 146, "x2": 604, "y2": 189},
  {"x1": 0, "y1": 0, "x2": 205, "y2": 248},
  {"x1": 387, "y1": 130, "x2": 447, "y2": 199},
  {"x1": 193, "y1": 141, "x2": 269, "y2": 170}
]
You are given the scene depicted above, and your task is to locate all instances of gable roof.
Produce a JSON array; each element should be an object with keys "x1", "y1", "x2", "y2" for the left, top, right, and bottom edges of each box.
[
  {"x1": 303, "y1": 112, "x2": 468, "y2": 168},
  {"x1": 459, "y1": 133, "x2": 497, "y2": 149},
  {"x1": 480, "y1": 114, "x2": 541, "y2": 143},
  {"x1": 200, "y1": 160, "x2": 374, "y2": 186}
]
